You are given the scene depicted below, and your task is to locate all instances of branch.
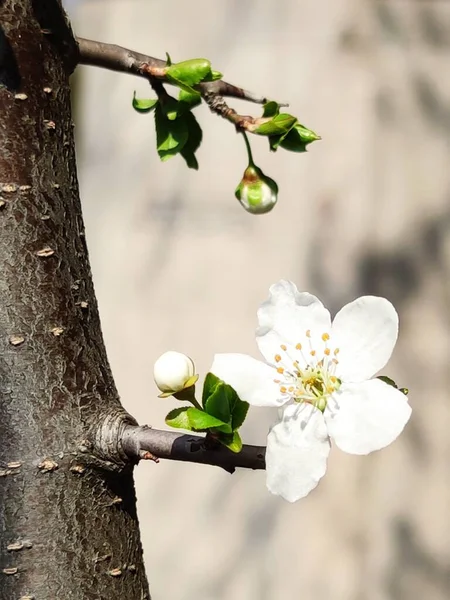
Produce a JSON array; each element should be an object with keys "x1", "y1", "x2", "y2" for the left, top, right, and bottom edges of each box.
[
  {"x1": 76, "y1": 37, "x2": 269, "y2": 105},
  {"x1": 121, "y1": 425, "x2": 266, "y2": 474}
]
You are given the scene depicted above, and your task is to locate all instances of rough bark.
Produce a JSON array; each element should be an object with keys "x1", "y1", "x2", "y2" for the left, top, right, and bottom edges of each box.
[{"x1": 0, "y1": 2, "x2": 150, "y2": 598}]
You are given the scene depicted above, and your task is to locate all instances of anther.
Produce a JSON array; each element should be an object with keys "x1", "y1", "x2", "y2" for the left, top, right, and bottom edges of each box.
[
  {"x1": 324, "y1": 348, "x2": 331, "y2": 356},
  {"x1": 280, "y1": 344, "x2": 287, "y2": 351},
  {"x1": 274, "y1": 354, "x2": 281, "y2": 363},
  {"x1": 306, "y1": 330, "x2": 311, "y2": 338},
  {"x1": 296, "y1": 343, "x2": 302, "y2": 350},
  {"x1": 277, "y1": 367, "x2": 284, "y2": 374},
  {"x1": 288, "y1": 386, "x2": 294, "y2": 392},
  {"x1": 334, "y1": 348, "x2": 340, "y2": 355},
  {"x1": 310, "y1": 350, "x2": 316, "y2": 356},
  {"x1": 322, "y1": 333, "x2": 330, "y2": 341},
  {"x1": 280, "y1": 386, "x2": 287, "y2": 393}
]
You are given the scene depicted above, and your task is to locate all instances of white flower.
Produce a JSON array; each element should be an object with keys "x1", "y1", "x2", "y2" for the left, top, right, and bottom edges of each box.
[
  {"x1": 154, "y1": 351, "x2": 196, "y2": 396},
  {"x1": 211, "y1": 280, "x2": 411, "y2": 502}
]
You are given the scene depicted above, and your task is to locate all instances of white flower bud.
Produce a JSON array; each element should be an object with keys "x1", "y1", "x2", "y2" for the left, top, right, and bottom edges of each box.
[{"x1": 153, "y1": 351, "x2": 196, "y2": 394}]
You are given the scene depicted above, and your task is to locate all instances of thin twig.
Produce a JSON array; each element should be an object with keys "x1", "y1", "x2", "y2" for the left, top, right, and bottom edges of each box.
[
  {"x1": 76, "y1": 37, "x2": 272, "y2": 105},
  {"x1": 121, "y1": 425, "x2": 266, "y2": 474}
]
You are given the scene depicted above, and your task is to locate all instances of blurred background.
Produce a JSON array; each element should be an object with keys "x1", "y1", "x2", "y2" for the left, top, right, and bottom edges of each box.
[{"x1": 68, "y1": 1, "x2": 450, "y2": 599}]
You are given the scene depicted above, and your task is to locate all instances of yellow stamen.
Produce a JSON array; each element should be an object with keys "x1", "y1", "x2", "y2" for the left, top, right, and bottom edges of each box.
[
  {"x1": 322, "y1": 333, "x2": 330, "y2": 341},
  {"x1": 280, "y1": 344, "x2": 287, "y2": 351},
  {"x1": 277, "y1": 367, "x2": 284, "y2": 374},
  {"x1": 296, "y1": 343, "x2": 302, "y2": 350},
  {"x1": 274, "y1": 354, "x2": 282, "y2": 363},
  {"x1": 324, "y1": 348, "x2": 331, "y2": 356}
]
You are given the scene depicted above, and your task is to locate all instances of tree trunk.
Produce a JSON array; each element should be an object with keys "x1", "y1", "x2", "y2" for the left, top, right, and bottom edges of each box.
[{"x1": 0, "y1": 2, "x2": 150, "y2": 598}]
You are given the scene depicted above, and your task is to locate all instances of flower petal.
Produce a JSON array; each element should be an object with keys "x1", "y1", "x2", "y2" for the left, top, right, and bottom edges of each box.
[
  {"x1": 210, "y1": 353, "x2": 286, "y2": 407},
  {"x1": 256, "y1": 280, "x2": 331, "y2": 366},
  {"x1": 324, "y1": 379, "x2": 411, "y2": 455},
  {"x1": 331, "y1": 296, "x2": 398, "y2": 382},
  {"x1": 266, "y1": 403, "x2": 331, "y2": 502}
]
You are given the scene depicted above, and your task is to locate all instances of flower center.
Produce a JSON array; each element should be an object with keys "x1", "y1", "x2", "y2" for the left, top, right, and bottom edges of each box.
[{"x1": 273, "y1": 331, "x2": 342, "y2": 412}]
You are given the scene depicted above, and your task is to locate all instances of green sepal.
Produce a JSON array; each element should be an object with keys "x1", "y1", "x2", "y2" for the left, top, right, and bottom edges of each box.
[
  {"x1": 254, "y1": 113, "x2": 297, "y2": 136},
  {"x1": 165, "y1": 407, "x2": 192, "y2": 430},
  {"x1": 262, "y1": 101, "x2": 281, "y2": 118},
  {"x1": 186, "y1": 407, "x2": 227, "y2": 430},
  {"x1": 216, "y1": 431, "x2": 243, "y2": 453},
  {"x1": 165, "y1": 52, "x2": 172, "y2": 66},
  {"x1": 132, "y1": 92, "x2": 158, "y2": 113},
  {"x1": 166, "y1": 58, "x2": 213, "y2": 93},
  {"x1": 377, "y1": 375, "x2": 398, "y2": 388},
  {"x1": 377, "y1": 376, "x2": 409, "y2": 396}
]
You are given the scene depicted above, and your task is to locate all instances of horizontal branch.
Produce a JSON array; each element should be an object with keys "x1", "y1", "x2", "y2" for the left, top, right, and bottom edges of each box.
[
  {"x1": 76, "y1": 37, "x2": 268, "y2": 105},
  {"x1": 121, "y1": 425, "x2": 266, "y2": 474}
]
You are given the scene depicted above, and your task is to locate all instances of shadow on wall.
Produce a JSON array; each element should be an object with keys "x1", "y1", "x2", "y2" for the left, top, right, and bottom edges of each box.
[{"x1": 387, "y1": 519, "x2": 450, "y2": 599}]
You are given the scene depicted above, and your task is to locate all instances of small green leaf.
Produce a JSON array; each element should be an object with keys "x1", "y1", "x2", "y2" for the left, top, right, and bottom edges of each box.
[
  {"x1": 187, "y1": 407, "x2": 227, "y2": 430},
  {"x1": 203, "y1": 69, "x2": 223, "y2": 82},
  {"x1": 132, "y1": 93, "x2": 158, "y2": 113},
  {"x1": 165, "y1": 407, "x2": 192, "y2": 430},
  {"x1": 204, "y1": 383, "x2": 231, "y2": 425},
  {"x1": 231, "y1": 398, "x2": 249, "y2": 431},
  {"x1": 161, "y1": 96, "x2": 181, "y2": 121},
  {"x1": 262, "y1": 101, "x2": 280, "y2": 118},
  {"x1": 217, "y1": 431, "x2": 243, "y2": 453},
  {"x1": 254, "y1": 113, "x2": 297, "y2": 136},
  {"x1": 180, "y1": 112, "x2": 203, "y2": 169},
  {"x1": 202, "y1": 372, "x2": 221, "y2": 406},
  {"x1": 155, "y1": 103, "x2": 189, "y2": 161},
  {"x1": 166, "y1": 59, "x2": 213, "y2": 93},
  {"x1": 178, "y1": 89, "x2": 202, "y2": 111}
]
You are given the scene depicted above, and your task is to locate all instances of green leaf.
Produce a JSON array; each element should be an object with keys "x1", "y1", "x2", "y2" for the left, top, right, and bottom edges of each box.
[
  {"x1": 165, "y1": 407, "x2": 192, "y2": 430},
  {"x1": 132, "y1": 93, "x2": 158, "y2": 113},
  {"x1": 262, "y1": 101, "x2": 280, "y2": 118},
  {"x1": 202, "y1": 372, "x2": 221, "y2": 406},
  {"x1": 166, "y1": 59, "x2": 213, "y2": 93},
  {"x1": 161, "y1": 95, "x2": 181, "y2": 121},
  {"x1": 275, "y1": 122, "x2": 320, "y2": 153},
  {"x1": 154, "y1": 104, "x2": 189, "y2": 161},
  {"x1": 204, "y1": 383, "x2": 231, "y2": 425},
  {"x1": 217, "y1": 431, "x2": 243, "y2": 453},
  {"x1": 254, "y1": 113, "x2": 297, "y2": 136},
  {"x1": 203, "y1": 69, "x2": 223, "y2": 82},
  {"x1": 178, "y1": 89, "x2": 202, "y2": 111},
  {"x1": 180, "y1": 112, "x2": 203, "y2": 169},
  {"x1": 186, "y1": 407, "x2": 227, "y2": 430},
  {"x1": 231, "y1": 398, "x2": 249, "y2": 431}
]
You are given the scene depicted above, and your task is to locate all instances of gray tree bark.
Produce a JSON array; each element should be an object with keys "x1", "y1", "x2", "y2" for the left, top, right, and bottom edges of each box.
[{"x1": 0, "y1": 2, "x2": 150, "y2": 598}]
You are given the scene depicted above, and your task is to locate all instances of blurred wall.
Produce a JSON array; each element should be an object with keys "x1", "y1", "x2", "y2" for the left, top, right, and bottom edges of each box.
[{"x1": 71, "y1": 1, "x2": 450, "y2": 599}]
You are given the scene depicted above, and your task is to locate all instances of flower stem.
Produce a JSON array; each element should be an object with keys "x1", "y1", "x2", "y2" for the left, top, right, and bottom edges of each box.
[{"x1": 242, "y1": 131, "x2": 255, "y2": 167}]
